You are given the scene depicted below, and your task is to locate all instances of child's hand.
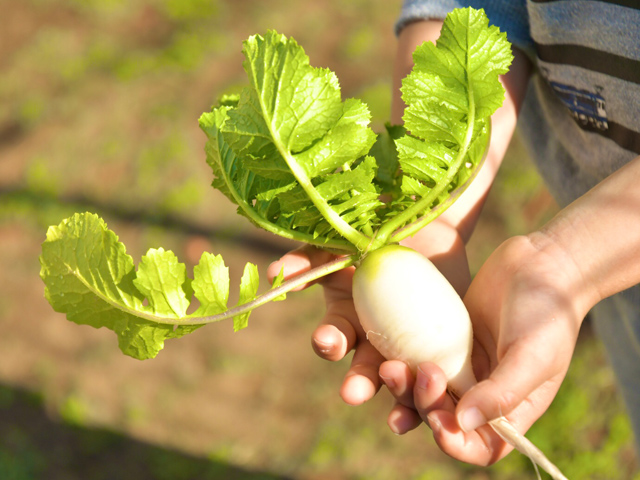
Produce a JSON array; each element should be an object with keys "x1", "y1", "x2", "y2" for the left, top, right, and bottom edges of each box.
[
  {"x1": 268, "y1": 245, "x2": 387, "y2": 405},
  {"x1": 267, "y1": 220, "x2": 471, "y2": 406},
  {"x1": 381, "y1": 234, "x2": 587, "y2": 464}
]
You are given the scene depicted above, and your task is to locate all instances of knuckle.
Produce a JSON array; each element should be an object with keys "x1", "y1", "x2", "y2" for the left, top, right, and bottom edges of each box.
[
  {"x1": 497, "y1": 388, "x2": 520, "y2": 415},
  {"x1": 483, "y1": 378, "x2": 520, "y2": 417}
]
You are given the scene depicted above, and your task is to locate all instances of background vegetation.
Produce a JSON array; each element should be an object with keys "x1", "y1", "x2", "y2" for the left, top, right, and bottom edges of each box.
[{"x1": 0, "y1": 0, "x2": 638, "y2": 478}]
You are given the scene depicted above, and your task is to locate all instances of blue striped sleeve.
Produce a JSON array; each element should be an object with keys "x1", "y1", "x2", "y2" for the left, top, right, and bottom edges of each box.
[{"x1": 396, "y1": 0, "x2": 534, "y2": 55}]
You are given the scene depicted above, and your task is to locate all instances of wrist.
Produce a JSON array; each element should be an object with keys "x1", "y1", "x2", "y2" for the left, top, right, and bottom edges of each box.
[{"x1": 526, "y1": 230, "x2": 601, "y2": 324}]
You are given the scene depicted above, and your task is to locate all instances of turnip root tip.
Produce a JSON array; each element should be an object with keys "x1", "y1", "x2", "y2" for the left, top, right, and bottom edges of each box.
[{"x1": 489, "y1": 417, "x2": 568, "y2": 480}]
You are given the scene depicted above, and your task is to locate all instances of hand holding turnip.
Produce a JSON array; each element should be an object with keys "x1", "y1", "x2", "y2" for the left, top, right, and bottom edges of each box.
[
  {"x1": 267, "y1": 220, "x2": 471, "y2": 407},
  {"x1": 270, "y1": 231, "x2": 582, "y2": 472},
  {"x1": 267, "y1": 245, "x2": 387, "y2": 406},
  {"x1": 382, "y1": 234, "x2": 585, "y2": 466}
]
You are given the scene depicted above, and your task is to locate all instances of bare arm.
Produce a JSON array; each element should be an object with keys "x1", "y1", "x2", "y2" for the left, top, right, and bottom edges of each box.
[{"x1": 531, "y1": 153, "x2": 640, "y2": 309}]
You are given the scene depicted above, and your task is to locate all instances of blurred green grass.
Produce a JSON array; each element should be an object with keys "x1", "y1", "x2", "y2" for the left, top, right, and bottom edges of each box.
[{"x1": 0, "y1": 0, "x2": 638, "y2": 479}]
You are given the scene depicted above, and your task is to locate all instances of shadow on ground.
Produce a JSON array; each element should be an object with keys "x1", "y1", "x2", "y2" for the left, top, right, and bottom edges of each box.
[
  {"x1": 0, "y1": 384, "x2": 294, "y2": 480},
  {"x1": 0, "y1": 186, "x2": 294, "y2": 257}
]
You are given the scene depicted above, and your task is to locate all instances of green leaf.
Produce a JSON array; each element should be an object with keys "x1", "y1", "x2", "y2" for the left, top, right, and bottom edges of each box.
[
  {"x1": 404, "y1": 6, "x2": 512, "y2": 128},
  {"x1": 40, "y1": 213, "x2": 271, "y2": 359},
  {"x1": 397, "y1": 137, "x2": 455, "y2": 189},
  {"x1": 270, "y1": 267, "x2": 287, "y2": 302},
  {"x1": 192, "y1": 252, "x2": 229, "y2": 316},
  {"x1": 238, "y1": 31, "x2": 344, "y2": 153},
  {"x1": 276, "y1": 156, "x2": 383, "y2": 238},
  {"x1": 199, "y1": 101, "x2": 358, "y2": 252},
  {"x1": 377, "y1": 7, "x2": 511, "y2": 242},
  {"x1": 293, "y1": 98, "x2": 377, "y2": 177},
  {"x1": 40, "y1": 213, "x2": 177, "y2": 360},
  {"x1": 401, "y1": 100, "x2": 467, "y2": 146},
  {"x1": 234, "y1": 263, "x2": 259, "y2": 331},
  {"x1": 277, "y1": 156, "x2": 379, "y2": 215},
  {"x1": 368, "y1": 123, "x2": 405, "y2": 195},
  {"x1": 218, "y1": 93, "x2": 240, "y2": 108},
  {"x1": 133, "y1": 248, "x2": 191, "y2": 318},
  {"x1": 207, "y1": 30, "x2": 378, "y2": 251}
]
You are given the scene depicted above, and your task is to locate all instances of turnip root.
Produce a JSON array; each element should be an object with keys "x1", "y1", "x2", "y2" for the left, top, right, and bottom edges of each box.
[
  {"x1": 353, "y1": 245, "x2": 477, "y2": 397},
  {"x1": 352, "y1": 245, "x2": 569, "y2": 480}
]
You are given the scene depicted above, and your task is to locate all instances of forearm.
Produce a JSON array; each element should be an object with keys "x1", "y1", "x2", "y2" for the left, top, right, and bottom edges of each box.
[
  {"x1": 529, "y1": 154, "x2": 640, "y2": 314},
  {"x1": 393, "y1": 20, "x2": 532, "y2": 243}
]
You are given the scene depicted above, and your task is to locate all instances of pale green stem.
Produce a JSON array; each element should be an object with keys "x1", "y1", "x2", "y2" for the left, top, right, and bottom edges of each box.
[
  {"x1": 176, "y1": 254, "x2": 357, "y2": 325},
  {"x1": 72, "y1": 255, "x2": 358, "y2": 326}
]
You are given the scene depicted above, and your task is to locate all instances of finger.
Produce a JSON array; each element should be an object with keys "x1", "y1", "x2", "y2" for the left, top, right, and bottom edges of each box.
[
  {"x1": 340, "y1": 341, "x2": 386, "y2": 406},
  {"x1": 413, "y1": 363, "x2": 511, "y2": 464},
  {"x1": 312, "y1": 298, "x2": 358, "y2": 361},
  {"x1": 378, "y1": 360, "x2": 416, "y2": 409},
  {"x1": 387, "y1": 403, "x2": 422, "y2": 434},
  {"x1": 267, "y1": 246, "x2": 337, "y2": 290},
  {"x1": 413, "y1": 362, "x2": 457, "y2": 419},
  {"x1": 455, "y1": 340, "x2": 564, "y2": 433},
  {"x1": 427, "y1": 410, "x2": 509, "y2": 466}
]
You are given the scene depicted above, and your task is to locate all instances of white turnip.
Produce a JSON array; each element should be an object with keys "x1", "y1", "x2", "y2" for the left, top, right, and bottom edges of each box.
[{"x1": 352, "y1": 245, "x2": 568, "y2": 480}]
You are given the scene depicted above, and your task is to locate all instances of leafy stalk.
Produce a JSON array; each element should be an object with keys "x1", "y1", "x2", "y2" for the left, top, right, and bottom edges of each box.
[
  {"x1": 377, "y1": 8, "x2": 510, "y2": 245},
  {"x1": 216, "y1": 31, "x2": 381, "y2": 251},
  {"x1": 377, "y1": 82, "x2": 479, "y2": 245},
  {"x1": 40, "y1": 7, "x2": 513, "y2": 360},
  {"x1": 171, "y1": 254, "x2": 356, "y2": 326},
  {"x1": 239, "y1": 39, "x2": 373, "y2": 250},
  {"x1": 277, "y1": 149, "x2": 373, "y2": 251},
  {"x1": 40, "y1": 212, "x2": 356, "y2": 359},
  {"x1": 200, "y1": 107, "x2": 358, "y2": 252}
]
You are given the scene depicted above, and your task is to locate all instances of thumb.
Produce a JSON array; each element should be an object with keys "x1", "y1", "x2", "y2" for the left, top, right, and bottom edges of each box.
[{"x1": 455, "y1": 341, "x2": 563, "y2": 433}]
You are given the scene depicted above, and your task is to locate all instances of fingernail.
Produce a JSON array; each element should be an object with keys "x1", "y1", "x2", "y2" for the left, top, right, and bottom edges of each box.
[
  {"x1": 313, "y1": 338, "x2": 333, "y2": 354},
  {"x1": 416, "y1": 367, "x2": 429, "y2": 390},
  {"x1": 427, "y1": 413, "x2": 441, "y2": 433},
  {"x1": 458, "y1": 407, "x2": 487, "y2": 433},
  {"x1": 379, "y1": 374, "x2": 396, "y2": 389}
]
